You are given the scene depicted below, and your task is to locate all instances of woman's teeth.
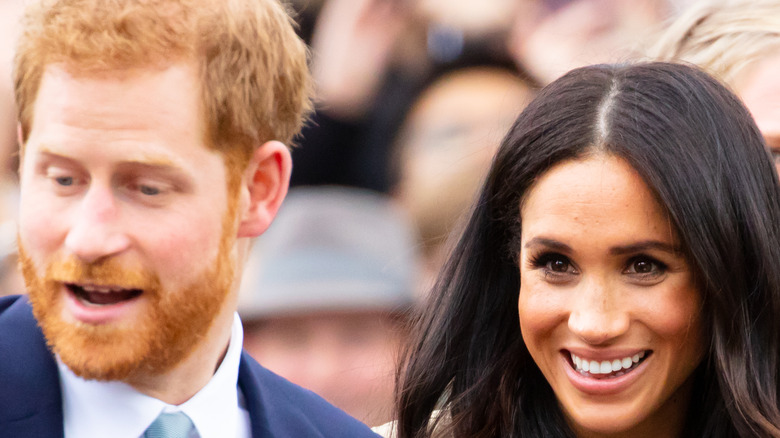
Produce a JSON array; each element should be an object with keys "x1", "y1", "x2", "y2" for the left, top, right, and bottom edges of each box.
[{"x1": 570, "y1": 351, "x2": 646, "y2": 376}]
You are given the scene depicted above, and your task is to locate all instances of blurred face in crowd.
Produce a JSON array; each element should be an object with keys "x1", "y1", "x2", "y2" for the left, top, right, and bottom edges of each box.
[
  {"x1": 517, "y1": 155, "x2": 704, "y2": 436},
  {"x1": 509, "y1": 0, "x2": 668, "y2": 84},
  {"x1": 734, "y1": 49, "x2": 780, "y2": 173},
  {"x1": 243, "y1": 311, "x2": 404, "y2": 427},
  {"x1": 0, "y1": 0, "x2": 23, "y2": 184},
  {"x1": 396, "y1": 67, "x2": 530, "y2": 286},
  {"x1": 18, "y1": 61, "x2": 242, "y2": 385},
  {"x1": 415, "y1": 0, "x2": 520, "y2": 37}
]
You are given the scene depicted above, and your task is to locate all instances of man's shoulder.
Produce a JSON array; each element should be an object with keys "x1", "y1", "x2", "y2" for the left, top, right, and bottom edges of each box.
[
  {"x1": 0, "y1": 294, "x2": 57, "y2": 375},
  {"x1": 0, "y1": 293, "x2": 24, "y2": 315},
  {"x1": 0, "y1": 294, "x2": 41, "y2": 348},
  {"x1": 238, "y1": 351, "x2": 379, "y2": 437},
  {"x1": 0, "y1": 295, "x2": 64, "y2": 437}
]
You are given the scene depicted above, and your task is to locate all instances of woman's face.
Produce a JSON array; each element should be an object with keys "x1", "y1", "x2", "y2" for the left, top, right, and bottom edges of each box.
[{"x1": 517, "y1": 155, "x2": 704, "y2": 436}]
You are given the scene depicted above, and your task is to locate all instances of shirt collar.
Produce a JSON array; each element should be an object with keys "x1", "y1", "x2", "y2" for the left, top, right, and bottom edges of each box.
[{"x1": 59, "y1": 313, "x2": 247, "y2": 438}]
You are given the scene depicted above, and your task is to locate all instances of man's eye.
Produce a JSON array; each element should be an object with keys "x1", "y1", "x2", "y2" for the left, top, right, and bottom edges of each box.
[
  {"x1": 139, "y1": 185, "x2": 160, "y2": 196},
  {"x1": 55, "y1": 176, "x2": 74, "y2": 186}
]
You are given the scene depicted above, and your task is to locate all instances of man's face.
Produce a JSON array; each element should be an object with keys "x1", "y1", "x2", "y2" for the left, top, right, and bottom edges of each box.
[
  {"x1": 243, "y1": 311, "x2": 404, "y2": 427},
  {"x1": 18, "y1": 62, "x2": 240, "y2": 381}
]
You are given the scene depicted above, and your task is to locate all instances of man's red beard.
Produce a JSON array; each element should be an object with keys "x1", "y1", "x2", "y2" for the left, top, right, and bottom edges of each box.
[{"x1": 19, "y1": 226, "x2": 236, "y2": 382}]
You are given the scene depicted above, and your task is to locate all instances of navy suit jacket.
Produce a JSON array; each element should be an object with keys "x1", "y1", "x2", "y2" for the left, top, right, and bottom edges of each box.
[{"x1": 0, "y1": 295, "x2": 379, "y2": 437}]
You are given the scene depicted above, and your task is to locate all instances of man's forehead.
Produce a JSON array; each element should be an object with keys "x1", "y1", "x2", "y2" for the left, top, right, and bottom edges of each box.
[
  {"x1": 23, "y1": 61, "x2": 220, "y2": 174},
  {"x1": 31, "y1": 61, "x2": 202, "y2": 127}
]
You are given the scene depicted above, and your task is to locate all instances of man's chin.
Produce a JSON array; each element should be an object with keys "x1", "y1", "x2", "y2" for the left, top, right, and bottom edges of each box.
[
  {"x1": 26, "y1": 275, "x2": 232, "y2": 382},
  {"x1": 34, "y1": 295, "x2": 158, "y2": 381},
  {"x1": 19, "y1": 228, "x2": 236, "y2": 383}
]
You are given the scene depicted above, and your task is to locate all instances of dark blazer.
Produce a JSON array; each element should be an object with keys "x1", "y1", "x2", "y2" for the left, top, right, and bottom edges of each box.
[{"x1": 0, "y1": 295, "x2": 379, "y2": 437}]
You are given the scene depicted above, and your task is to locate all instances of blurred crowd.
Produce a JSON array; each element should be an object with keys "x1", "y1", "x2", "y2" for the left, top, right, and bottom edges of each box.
[{"x1": 4, "y1": 0, "x2": 764, "y2": 428}]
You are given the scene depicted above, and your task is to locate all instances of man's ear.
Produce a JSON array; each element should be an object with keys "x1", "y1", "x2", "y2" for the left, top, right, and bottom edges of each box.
[
  {"x1": 17, "y1": 123, "x2": 25, "y2": 165},
  {"x1": 236, "y1": 140, "x2": 292, "y2": 238}
]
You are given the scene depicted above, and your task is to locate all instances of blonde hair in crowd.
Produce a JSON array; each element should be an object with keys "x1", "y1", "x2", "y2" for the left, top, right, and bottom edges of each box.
[
  {"x1": 14, "y1": 0, "x2": 313, "y2": 170},
  {"x1": 651, "y1": 0, "x2": 780, "y2": 87}
]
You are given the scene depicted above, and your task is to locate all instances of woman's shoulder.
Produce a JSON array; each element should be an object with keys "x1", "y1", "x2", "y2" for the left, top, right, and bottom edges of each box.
[
  {"x1": 371, "y1": 410, "x2": 448, "y2": 438},
  {"x1": 372, "y1": 420, "x2": 396, "y2": 438}
]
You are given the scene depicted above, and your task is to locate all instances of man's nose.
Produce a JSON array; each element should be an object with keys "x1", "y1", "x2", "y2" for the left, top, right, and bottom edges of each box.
[
  {"x1": 567, "y1": 277, "x2": 630, "y2": 345},
  {"x1": 64, "y1": 184, "x2": 130, "y2": 264}
]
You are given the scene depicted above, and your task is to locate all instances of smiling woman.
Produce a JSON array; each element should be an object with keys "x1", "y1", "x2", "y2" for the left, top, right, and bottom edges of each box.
[
  {"x1": 517, "y1": 156, "x2": 704, "y2": 437},
  {"x1": 390, "y1": 62, "x2": 780, "y2": 437}
]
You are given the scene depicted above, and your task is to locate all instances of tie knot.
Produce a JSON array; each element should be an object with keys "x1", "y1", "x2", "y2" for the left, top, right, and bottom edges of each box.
[{"x1": 144, "y1": 411, "x2": 195, "y2": 438}]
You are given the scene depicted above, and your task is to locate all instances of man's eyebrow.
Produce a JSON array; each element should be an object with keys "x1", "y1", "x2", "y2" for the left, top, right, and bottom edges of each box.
[
  {"x1": 523, "y1": 237, "x2": 572, "y2": 253},
  {"x1": 38, "y1": 147, "x2": 179, "y2": 170},
  {"x1": 116, "y1": 159, "x2": 181, "y2": 172},
  {"x1": 38, "y1": 147, "x2": 71, "y2": 160}
]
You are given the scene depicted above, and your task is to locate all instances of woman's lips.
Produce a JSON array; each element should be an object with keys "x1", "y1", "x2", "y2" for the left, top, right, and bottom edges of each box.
[
  {"x1": 561, "y1": 349, "x2": 652, "y2": 395},
  {"x1": 570, "y1": 351, "x2": 647, "y2": 378}
]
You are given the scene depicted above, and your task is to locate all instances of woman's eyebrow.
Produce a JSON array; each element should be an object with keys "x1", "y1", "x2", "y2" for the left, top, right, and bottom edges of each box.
[
  {"x1": 523, "y1": 237, "x2": 572, "y2": 252},
  {"x1": 523, "y1": 237, "x2": 682, "y2": 255},
  {"x1": 609, "y1": 241, "x2": 682, "y2": 255}
]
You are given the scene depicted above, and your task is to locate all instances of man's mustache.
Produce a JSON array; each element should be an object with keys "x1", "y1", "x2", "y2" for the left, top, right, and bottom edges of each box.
[{"x1": 45, "y1": 256, "x2": 160, "y2": 291}]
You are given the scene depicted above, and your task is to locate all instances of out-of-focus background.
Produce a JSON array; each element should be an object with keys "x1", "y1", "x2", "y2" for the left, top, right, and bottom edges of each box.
[
  {"x1": 0, "y1": 0, "x2": 742, "y2": 427},
  {"x1": 0, "y1": 0, "x2": 24, "y2": 297}
]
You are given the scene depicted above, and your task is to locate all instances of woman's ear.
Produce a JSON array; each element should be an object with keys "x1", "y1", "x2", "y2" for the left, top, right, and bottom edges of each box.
[{"x1": 236, "y1": 140, "x2": 292, "y2": 238}]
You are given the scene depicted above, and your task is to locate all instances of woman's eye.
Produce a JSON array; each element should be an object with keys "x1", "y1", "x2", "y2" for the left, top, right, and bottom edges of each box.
[
  {"x1": 530, "y1": 253, "x2": 577, "y2": 277},
  {"x1": 547, "y1": 257, "x2": 571, "y2": 272},
  {"x1": 624, "y1": 256, "x2": 667, "y2": 280},
  {"x1": 632, "y1": 259, "x2": 654, "y2": 273}
]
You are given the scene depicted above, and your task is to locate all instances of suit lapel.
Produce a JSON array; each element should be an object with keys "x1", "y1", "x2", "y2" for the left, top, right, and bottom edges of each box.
[
  {"x1": 238, "y1": 351, "x2": 274, "y2": 437},
  {"x1": 0, "y1": 295, "x2": 64, "y2": 438}
]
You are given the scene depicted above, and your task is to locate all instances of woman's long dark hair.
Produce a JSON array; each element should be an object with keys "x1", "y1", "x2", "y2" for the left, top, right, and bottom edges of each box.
[{"x1": 395, "y1": 62, "x2": 780, "y2": 437}]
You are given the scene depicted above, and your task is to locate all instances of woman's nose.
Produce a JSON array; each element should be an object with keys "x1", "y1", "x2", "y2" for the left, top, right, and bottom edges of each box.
[{"x1": 567, "y1": 277, "x2": 630, "y2": 345}]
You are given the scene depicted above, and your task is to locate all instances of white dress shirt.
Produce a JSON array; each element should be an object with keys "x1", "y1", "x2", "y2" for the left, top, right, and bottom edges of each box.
[{"x1": 58, "y1": 313, "x2": 251, "y2": 438}]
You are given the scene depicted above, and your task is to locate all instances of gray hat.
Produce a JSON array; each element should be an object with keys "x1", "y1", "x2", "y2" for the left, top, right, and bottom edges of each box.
[{"x1": 238, "y1": 186, "x2": 420, "y2": 319}]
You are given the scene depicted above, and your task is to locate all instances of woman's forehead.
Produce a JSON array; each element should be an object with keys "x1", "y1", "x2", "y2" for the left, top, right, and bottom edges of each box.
[{"x1": 519, "y1": 155, "x2": 677, "y2": 245}]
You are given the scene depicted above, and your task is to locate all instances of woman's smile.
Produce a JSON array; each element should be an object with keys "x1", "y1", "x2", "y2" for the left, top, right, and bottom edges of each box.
[{"x1": 568, "y1": 350, "x2": 647, "y2": 378}]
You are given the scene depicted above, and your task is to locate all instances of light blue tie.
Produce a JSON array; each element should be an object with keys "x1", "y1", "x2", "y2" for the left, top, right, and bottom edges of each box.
[{"x1": 144, "y1": 412, "x2": 195, "y2": 438}]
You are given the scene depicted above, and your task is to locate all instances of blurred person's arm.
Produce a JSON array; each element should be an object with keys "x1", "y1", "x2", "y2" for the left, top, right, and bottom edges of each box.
[
  {"x1": 292, "y1": 0, "x2": 412, "y2": 190},
  {"x1": 311, "y1": 0, "x2": 410, "y2": 119}
]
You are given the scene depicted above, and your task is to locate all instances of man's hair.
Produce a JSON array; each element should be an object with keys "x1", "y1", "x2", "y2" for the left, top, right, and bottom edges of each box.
[
  {"x1": 651, "y1": 0, "x2": 780, "y2": 87},
  {"x1": 14, "y1": 0, "x2": 312, "y2": 166}
]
